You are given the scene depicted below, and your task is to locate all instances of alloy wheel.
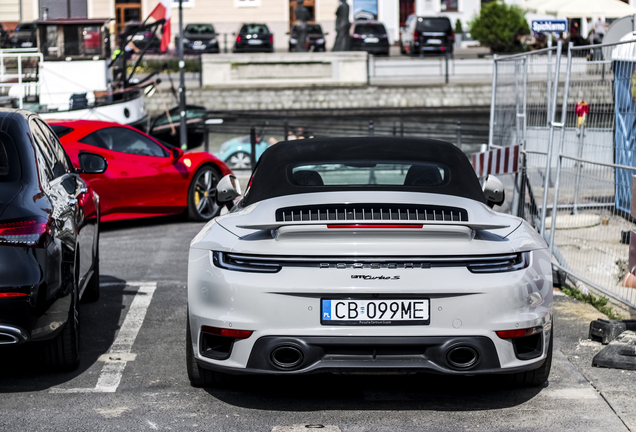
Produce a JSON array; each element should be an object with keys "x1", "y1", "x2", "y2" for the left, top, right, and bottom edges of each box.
[
  {"x1": 226, "y1": 151, "x2": 251, "y2": 170},
  {"x1": 193, "y1": 168, "x2": 220, "y2": 219}
]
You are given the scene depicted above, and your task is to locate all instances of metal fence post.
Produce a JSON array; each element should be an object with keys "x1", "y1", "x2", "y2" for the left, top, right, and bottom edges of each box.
[
  {"x1": 517, "y1": 153, "x2": 527, "y2": 218},
  {"x1": 284, "y1": 120, "x2": 289, "y2": 141},
  {"x1": 368, "y1": 119, "x2": 374, "y2": 136},
  {"x1": 572, "y1": 123, "x2": 586, "y2": 214},
  {"x1": 539, "y1": 40, "x2": 563, "y2": 237},
  {"x1": 487, "y1": 54, "x2": 498, "y2": 150},
  {"x1": 456, "y1": 120, "x2": 461, "y2": 147},
  {"x1": 445, "y1": 52, "x2": 449, "y2": 84},
  {"x1": 546, "y1": 36, "x2": 553, "y2": 126},
  {"x1": 17, "y1": 54, "x2": 23, "y2": 109},
  {"x1": 522, "y1": 57, "x2": 528, "y2": 146},
  {"x1": 223, "y1": 33, "x2": 228, "y2": 53},
  {"x1": 250, "y1": 126, "x2": 257, "y2": 172},
  {"x1": 199, "y1": 55, "x2": 203, "y2": 88},
  {"x1": 366, "y1": 54, "x2": 371, "y2": 86},
  {"x1": 204, "y1": 123, "x2": 209, "y2": 153},
  {"x1": 548, "y1": 42, "x2": 573, "y2": 255}
]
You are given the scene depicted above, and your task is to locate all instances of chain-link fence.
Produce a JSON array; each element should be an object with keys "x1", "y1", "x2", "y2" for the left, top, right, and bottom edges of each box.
[{"x1": 490, "y1": 37, "x2": 636, "y2": 313}]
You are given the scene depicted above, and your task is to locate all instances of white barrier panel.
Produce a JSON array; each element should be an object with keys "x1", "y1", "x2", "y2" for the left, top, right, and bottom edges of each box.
[{"x1": 470, "y1": 145, "x2": 520, "y2": 178}]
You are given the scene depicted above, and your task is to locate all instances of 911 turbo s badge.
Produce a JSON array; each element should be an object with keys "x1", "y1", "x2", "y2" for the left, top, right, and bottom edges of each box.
[{"x1": 351, "y1": 275, "x2": 400, "y2": 280}]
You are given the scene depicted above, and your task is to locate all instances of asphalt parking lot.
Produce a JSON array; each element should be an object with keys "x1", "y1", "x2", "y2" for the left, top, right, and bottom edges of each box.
[{"x1": 1, "y1": 216, "x2": 635, "y2": 432}]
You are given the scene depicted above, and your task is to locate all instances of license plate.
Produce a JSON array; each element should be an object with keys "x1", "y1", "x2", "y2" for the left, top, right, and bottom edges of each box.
[
  {"x1": 427, "y1": 39, "x2": 442, "y2": 44},
  {"x1": 248, "y1": 39, "x2": 262, "y2": 45},
  {"x1": 21, "y1": 42, "x2": 33, "y2": 47},
  {"x1": 365, "y1": 37, "x2": 379, "y2": 43},
  {"x1": 193, "y1": 45, "x2": 206, "y2": 50},
  {"x1": 321, "y1": 299, "x2": 430, "y2": 325}
]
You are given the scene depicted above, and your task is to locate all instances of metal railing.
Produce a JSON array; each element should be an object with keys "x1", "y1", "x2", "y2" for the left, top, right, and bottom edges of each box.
[
  {"x1": 490, "y1": 37, "x2": 636, "y2": 312},
  {"x1": 0, "y1": 48, "x2": 42, "y2": 109}
]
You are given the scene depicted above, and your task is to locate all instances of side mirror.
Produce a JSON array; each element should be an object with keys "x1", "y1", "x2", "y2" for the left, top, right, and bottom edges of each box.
[
  {"x1": 216, "y1": 174, "x2": 242, "y2": 204},
  {"x1": 171, "y1": 147, "x2": 184, "y2": 161},
  {"x1": 78, "y1": 152, "x2": 107, "y2": 174},
  {"x1": 483, "y1": 175, "x2": 505, "y2": 208}
]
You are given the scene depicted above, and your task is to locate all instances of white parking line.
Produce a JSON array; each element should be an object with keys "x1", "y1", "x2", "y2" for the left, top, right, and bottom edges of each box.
[
  {"x1": 50, "y1": 282, "x2": 157, "y2": 394},
  {"x1": 272, "y1": 426, "x2": 341, "y2": 432}
]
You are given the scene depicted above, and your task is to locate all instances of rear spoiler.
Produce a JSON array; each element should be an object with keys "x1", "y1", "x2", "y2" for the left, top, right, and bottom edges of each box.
[{"x1": 236, "y1": 221, "x2": 509, "y2": 231}]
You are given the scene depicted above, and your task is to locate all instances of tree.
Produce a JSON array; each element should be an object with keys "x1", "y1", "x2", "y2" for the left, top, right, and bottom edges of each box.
[
  {"x1": 469, "y1": 0, "x2": 529, "y2": 53},
  {"x1": 455, "y1": 19, "x2": 463, "y2": 35}
]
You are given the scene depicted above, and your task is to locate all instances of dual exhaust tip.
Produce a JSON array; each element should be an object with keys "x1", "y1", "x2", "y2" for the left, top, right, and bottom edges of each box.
[{"x1": 269, "y1": 344, "x2": 479, "y2": 371}]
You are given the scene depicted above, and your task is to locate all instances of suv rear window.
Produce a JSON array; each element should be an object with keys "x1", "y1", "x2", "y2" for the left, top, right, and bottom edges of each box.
[
  {"x1": 416, "y1": 18, "x2": 451, "y2": 32},
  {"x1": 0, "y1": 134, "x2": 21, "y2": 182},
  {"x1": 240, "y1": 24, "x2": 269, "y2": 34},
  {"x1": 353, "y1": 24, "x2": 386, "y2": 35},
  {"x1": 185, "y1": 24, "x2": 215, "y2": 34}
]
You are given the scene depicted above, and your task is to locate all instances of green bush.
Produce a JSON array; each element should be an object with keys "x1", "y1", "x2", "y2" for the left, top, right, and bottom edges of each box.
[
  {"x1": 469, "y1": 0, "x2": 529, "y2": 53},
  {"x1": 455, "y1": 19, "x2": 463, "y2": 35}
]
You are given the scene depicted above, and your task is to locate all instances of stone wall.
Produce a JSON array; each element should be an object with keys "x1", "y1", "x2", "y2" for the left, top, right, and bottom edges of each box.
[{"x1": 145, "y1": 83, "x2": 492, "y2": 116}]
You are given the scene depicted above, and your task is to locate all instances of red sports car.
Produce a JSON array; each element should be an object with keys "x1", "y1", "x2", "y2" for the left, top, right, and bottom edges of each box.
[{"x1": 48, "y1": 120, "x2": 233, "y2": 223}]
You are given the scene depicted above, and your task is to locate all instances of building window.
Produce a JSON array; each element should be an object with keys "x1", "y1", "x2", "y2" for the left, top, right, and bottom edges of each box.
[
  {"x1": 236, "y1": 0, "x2": 260, "y2": 7},
  {"x1": 440, "y1": 0, "x2": 458, "y2": 12}
]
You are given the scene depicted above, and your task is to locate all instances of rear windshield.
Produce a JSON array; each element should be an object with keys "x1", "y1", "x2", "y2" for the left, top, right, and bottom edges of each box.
[
  {"x1": 50, "y1": 125, "x2": 74, "y2": 139},
  {"x1": 293, "y1": 24, "x2": 322, "y2": 34},
  {"x1": 416, "y1": 18, "x2": 451, "y2": 32},
  {"x1": 240, "y1": 24, "x2": 270, "y2": 34},
  {"x1": 290, "y1": 162, "x2": 449, "y2": 187},
  {"x1": 185, "y1": 24, "x2": 215, "y2": 34},
  {"x1": 0, "y1": 134, "x2": 21, "y2": 182},
  {"x1": 353, "y1": 24, "x2": 386, "y2": 35}
]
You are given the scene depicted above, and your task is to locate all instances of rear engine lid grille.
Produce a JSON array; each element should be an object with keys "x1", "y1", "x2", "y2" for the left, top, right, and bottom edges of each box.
[{"x1": 276, "y1": 204, "x2": 468, "y2": 223}]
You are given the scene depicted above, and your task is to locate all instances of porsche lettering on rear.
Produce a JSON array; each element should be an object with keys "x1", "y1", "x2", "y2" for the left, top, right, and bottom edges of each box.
[{"x1": 350, "y1": 275, "x2": 400, "y2": 280}]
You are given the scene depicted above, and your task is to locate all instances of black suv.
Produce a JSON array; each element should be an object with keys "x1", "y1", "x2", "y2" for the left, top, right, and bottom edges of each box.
[
  {"x1": 234, "y1": 23, "x2": 274, "y2": 53},
  {"x1": 179, "y1": 23, "x2": 220, "y2": 54},
  {"x1": 401, "y1": 16, "x2": 454, "y2": 56},
  {"x1": 349, "y1": 21, "x2": 390, "y2": 56},
  {"x1": 288, "y1": 24, "x2": 327, "y2": 52},
  {"x1": 8, "y1": 22, "x2": 37, "y2": 48}
]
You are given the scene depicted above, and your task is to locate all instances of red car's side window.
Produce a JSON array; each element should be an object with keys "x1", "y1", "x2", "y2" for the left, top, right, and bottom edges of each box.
[{"x1": 78, "y1": 127, "x2": 168, "y2": 158}]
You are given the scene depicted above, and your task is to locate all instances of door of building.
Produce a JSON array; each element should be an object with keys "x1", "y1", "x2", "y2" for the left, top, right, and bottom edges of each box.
[
  {"x1": 289, "y1": 0, "x2": 315, "y2": 30},
  {"x1": 399, "y1": 0, "x2": 415, "y2": 27},
  {"x1": 115, "y1": 0, "x2": 142, "y2": 41}
]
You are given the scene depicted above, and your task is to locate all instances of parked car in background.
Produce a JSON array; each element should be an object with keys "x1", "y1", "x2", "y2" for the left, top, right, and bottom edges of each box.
[
  {"x1": 401, "y1": 15, "x2": 454, "y2": 56},
  {"x1": 0, "y1": 109, "x2": 107, "y2": 371},
  {"x1": 178, "y1": 23, "x2": 220, "y2": 54},
  {"x1": 349, "y1": 21, "x2": 390, "y2": 56},
  {"x1": 124, "y1": 22, "x2": 161, "y2": 53},
  {"x1": 8, "y1": 22, "x2": 37, "y2": 48},
  {"x1": 215, "y1": 135, "x2": 270, "y2": 170},
  {"x1": 288, "y1": 24, "x2": 327, "y2": 52},
  {"x1": 233, "y1": 23, "x2": 274, "y2": 53},
  {"x1": 49, "y1": 120, "x2": 233, "y2": 222}
]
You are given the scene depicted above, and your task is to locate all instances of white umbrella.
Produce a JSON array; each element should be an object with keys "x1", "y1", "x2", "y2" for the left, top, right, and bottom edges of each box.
[{"x1": 525, "y1": 0, "x2": 636, "y2": 18}]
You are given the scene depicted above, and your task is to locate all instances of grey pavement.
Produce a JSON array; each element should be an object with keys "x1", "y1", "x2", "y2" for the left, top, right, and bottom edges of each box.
[{"x1": 0, "y1": 216, "x2": 634, "y2": 431}]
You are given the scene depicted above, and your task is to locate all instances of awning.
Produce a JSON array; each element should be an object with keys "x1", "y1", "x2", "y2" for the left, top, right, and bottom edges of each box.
[{"x1": 524, "y1": 0, "x2": 636, "y2": 19}]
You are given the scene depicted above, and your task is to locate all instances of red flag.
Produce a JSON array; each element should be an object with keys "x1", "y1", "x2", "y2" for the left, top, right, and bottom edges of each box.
[{"x1": 149, "y1": 0, "x2": 171, "y2": 52}]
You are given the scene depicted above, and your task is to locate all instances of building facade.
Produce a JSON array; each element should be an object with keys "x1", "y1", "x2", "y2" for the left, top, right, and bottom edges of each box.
[{"x1": 8, "y1": 0, "x2": 485, "y2": 50}]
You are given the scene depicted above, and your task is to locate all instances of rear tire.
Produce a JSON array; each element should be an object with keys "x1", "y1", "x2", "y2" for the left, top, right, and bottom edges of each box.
[
  {"x1": 504, "y1": 329, "x2": 553, "y2": 387},
  {"x1": 43, "y1": 273, "x2": 80, "y2": 371},
  {"x1": 186, "y1": 318, "x2": 230, "y2": 387},
  {"x1": 82, "y1": 245, "x2": 100, "y2": 303}
]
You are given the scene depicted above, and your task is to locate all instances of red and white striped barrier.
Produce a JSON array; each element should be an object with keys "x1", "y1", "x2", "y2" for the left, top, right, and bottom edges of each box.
[{"x1": 470, "y1": 145, "x2": 520, "y2": 178}]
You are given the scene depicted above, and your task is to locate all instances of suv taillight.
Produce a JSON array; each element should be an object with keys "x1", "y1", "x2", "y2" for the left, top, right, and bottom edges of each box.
[
  {"x1": 0, "y1": 218, "x2": 50, "y2": 247},
  {"x1": 413, "y1": 30, "x2": 418, "y2": 40},
  {"x1": 269, "y1": 35, "x2": 273, "y2": 43},
  {"x1": 450, "y1": 29, "x2": 455, "y2": 41}
]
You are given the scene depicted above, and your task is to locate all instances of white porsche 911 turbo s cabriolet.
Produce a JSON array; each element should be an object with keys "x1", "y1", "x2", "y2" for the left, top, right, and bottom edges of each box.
[{"x1": 186, "y1": 137, "x2": 553, "y2": 387}]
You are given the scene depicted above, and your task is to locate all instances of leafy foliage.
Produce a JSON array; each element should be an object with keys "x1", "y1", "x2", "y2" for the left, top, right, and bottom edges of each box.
[
  {"x1": 469, "y1": 0, "x2": 530, "y2": 53},
  {"x1": 454, "y1": 19, "x2": 463, "y2": 35},
  {"x1": 561, "y1": 285, "x2": 622, "y2": 320}
]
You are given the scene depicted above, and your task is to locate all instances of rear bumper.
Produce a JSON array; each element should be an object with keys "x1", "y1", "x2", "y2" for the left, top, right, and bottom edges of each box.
[{"x1": 196, "y1": 334, "x2": 547, "y2": 376}]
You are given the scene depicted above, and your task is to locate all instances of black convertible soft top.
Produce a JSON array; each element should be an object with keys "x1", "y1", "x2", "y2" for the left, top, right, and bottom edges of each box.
[{"x1": 242, "y1": 137, "x2": 486, "y2": 206}]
